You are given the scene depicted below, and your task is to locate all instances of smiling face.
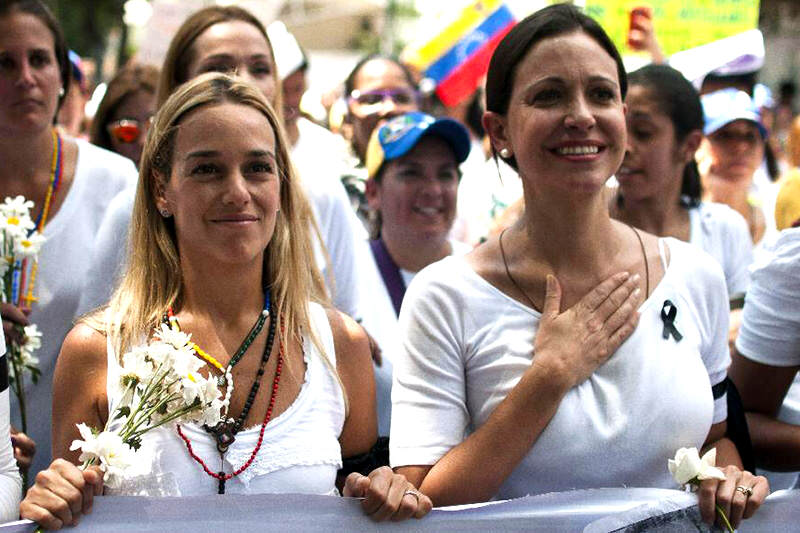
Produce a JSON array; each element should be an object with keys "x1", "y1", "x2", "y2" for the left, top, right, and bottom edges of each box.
[
  {"x1": 489, "y1": 31, "x2": 626, "y2": 197},
  {"x1": 0, "y1": 12, "x2": 62, "y2": 136},
  {"x1": 707, "y1": 119, "x2": 764, "y2": 183},
  {"x1": 156, "y1": 102, "x2": 281, "y2": 267},
  {"x1": 617, "y1": 84, "x2": 691, "y2": 202},
  {"x1": 367, "y1": 135, "x2": 459, "y2": 242},
  {"x1": 186, "y1": 21, "x2": 277, "y2": 106}
]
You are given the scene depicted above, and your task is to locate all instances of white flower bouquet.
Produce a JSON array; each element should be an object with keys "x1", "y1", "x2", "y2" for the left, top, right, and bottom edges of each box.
[
  {"x1": 669, "y1": 447, "x2": 733, "y2": 532},
  {"x1": 1, "y1": 196, "x2": 46, "y2": 435},
  {"x1": 71, "y1": 323, "x2": 224, "y2": 488}
]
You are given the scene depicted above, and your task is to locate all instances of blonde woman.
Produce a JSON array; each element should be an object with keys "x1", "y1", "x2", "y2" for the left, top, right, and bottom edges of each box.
[
  {"x1": 21, "y1": 74, "x2": 431, "y2": 529},
  {"x1": 79, "y1": 5, "x2": 364, "y2": 327}
]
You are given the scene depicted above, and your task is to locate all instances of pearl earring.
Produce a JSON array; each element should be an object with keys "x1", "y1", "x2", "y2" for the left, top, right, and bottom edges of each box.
[
  {"x1": 58, "y1": 87, "x2": 65, "y2": 98},
  {"x1": 500, "y1": 148, "x2": 512, "y2": 159}
]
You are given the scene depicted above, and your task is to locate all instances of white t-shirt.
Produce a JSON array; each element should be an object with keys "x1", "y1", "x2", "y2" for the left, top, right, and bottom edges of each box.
[
  {"x1": 736, "y1": 227, "x2": 800, "y2": 368},
  {"x1": 104, "y1": 303, "x2": 345, "y2": 496},
  {"x1": 291, "y1": 117, "x2": 367, "y2": 321},
  {"x1": 391, "y1": 238, "x2": 730, "y2": 499},
  {"x1": 0, "y1": 336, "x2": 22, "y2": 521},
  {"x1": 15, "y1": 140, "x2": 137, "y2": 479},
  {"x1": 735, "y1": 227, "x2": 800, "y2": 488},
  {"x1": 688, "y1": 202, "x2": 753, "y2": 295},
  {"x1": 358, "y1": 239, "x2": 470, "y2": 436}
]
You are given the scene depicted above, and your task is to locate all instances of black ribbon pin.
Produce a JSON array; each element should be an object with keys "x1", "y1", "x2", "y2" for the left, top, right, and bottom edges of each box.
[{"x1": 660, "y1": 300, "x2": 683, "y2": 342}]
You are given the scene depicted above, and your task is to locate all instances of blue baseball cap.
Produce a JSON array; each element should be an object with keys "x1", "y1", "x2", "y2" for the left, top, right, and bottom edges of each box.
[
  {"x1": 701, "y1": 88, "x2": 766, "y2": 138},
  {"x1": 365, "y1": 112, "x2": 471, "y2": 180}
]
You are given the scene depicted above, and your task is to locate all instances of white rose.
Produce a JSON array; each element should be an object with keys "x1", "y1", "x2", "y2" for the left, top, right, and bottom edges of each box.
[{"x1": 668, "y1": 447, "x2": 726, "y2": 486}]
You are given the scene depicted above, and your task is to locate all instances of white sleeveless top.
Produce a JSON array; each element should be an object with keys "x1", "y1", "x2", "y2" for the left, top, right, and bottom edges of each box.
[{"x1": 104, "y1": 302, "x2": 346, "y2": 496}]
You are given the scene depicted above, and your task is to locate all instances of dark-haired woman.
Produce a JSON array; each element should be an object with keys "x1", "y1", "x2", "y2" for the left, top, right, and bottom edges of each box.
[
  {"x1": 339, "y1": 55, "x2": 420, "y2": 226},
  {"x1": 90, "y1": 63, "x2": 159, "y2": 166},
  {"x1": 0, "y1": 0, "x2": 137, "y2": 478},
  {"x1": 611, "y1": 64, "x2": 753, "y2": 297},
  {"x1": 389, "y1": 5, "x2": 767, "y2": 528}
]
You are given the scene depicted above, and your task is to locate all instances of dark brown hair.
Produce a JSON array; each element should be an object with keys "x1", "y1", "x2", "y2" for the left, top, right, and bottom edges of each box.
[
  {"x1": 90, "y1": 63, "x2": 159, "y2": 150},
  {"x1": 485, "y1": 4, "x2": 627, "y2": 170},
  {"x1": 0, "y1": 0, "x2": 71, "y2": 113}
]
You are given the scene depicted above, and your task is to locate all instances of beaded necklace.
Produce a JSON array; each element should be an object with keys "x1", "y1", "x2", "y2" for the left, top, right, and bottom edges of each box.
[
  {"x1": 168, "y1": 299, "x2": 280, "y2": 494},
  {"x1": 164, "y1": 290, "x2": 270, "y2": 421},
  {"x1": 16, "y1": 129, "x2": 63, "y2": 308}
]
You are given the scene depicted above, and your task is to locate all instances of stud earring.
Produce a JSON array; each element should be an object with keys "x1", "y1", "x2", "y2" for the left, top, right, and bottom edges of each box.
[
  {"x1": 499, "y1": 148, "x2": 512, "y2": 159},
  {"x1": 58, "y1": 87, "x2": 65, "y2": 98},
  {"x1": 159, "y1": 209, "x2": 171, "y2": 218}
]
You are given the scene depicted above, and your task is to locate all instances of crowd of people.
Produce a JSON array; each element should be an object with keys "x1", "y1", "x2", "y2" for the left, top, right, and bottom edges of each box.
[{"x1": 1, "y1": 0, "x2": 799, "y2": 529}]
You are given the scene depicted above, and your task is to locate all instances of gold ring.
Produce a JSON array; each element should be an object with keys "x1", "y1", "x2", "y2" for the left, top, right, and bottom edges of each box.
[
  {"x1": 403, "y1": 488, "x2": 421, "y2": 504},
  {"x1": 735, "y1": 485, "x2": 754, "y2": 497}
]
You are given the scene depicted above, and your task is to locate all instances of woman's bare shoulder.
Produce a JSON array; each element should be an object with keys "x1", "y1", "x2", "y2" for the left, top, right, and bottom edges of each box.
[
  {"x1": 59, "y1": 322, "x2": 108, "y2": 367},
  {"x1": 324, "y1": 307, "x2": 370, "y2": 363}
]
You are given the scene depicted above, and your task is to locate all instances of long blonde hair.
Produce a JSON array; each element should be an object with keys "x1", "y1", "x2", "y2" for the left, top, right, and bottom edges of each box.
[{"x1": 91, "y1": 73, "x2": 327, "y2": 358}]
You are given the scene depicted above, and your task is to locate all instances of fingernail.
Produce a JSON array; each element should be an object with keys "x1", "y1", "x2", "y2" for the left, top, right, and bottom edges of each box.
[
  {"x1": 631, "y1": 274, "x2": 641, "y2": 283},
  {"x1": 633, "y1": 288, "x2": 641, "y2": 296}
]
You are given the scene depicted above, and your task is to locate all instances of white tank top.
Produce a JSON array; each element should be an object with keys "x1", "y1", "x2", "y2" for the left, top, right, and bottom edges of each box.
[{"x1": 104, "y1": 302, "x2": 345, "y2": 496}]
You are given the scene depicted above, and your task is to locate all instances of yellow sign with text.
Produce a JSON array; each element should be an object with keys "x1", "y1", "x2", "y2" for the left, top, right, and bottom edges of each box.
[{"x1": 584, "y1": 0, "x2": 760, "y2": 56}]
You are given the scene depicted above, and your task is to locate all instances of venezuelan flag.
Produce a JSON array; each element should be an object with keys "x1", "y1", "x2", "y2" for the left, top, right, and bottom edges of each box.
[{"x1": 403, "y1": 1, "x2": 515, "y2": 106}]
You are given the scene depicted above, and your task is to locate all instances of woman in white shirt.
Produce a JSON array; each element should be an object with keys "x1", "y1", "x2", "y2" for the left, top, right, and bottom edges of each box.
[
  {"x1": 359, "y1": 112, "x2": 471, "y2": 436},
  {"x1": 612, "y1": 64, "x2": 753, "y2": 297},
  {"x1": 390, "y1": 5, "x2": 766, "y2": 530},
  {"x1": 20, "y1": 74, "x2": 431, "y2": 529}
]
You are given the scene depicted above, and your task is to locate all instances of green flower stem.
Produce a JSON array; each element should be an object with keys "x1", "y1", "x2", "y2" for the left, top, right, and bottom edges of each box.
[
  {"x1": 8, "y1": 342, "x2": 27, "y2": 434},
  {"x1": 716, "y1": 503, "x2": 735, "y2": 533},
  {"x1": 124, "y1": 380, "x2": 182, "y2": 435},
  {"x1": 120, "y1": 366, "x2": 165, "y2": 429},
  {"x1": 127, "y1": 404, "x2": 200, "y2": 440}
]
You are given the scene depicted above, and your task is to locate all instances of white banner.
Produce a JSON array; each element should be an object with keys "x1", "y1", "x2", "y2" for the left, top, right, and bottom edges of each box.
[{"x1": 4, "y1": 488, "x2": 798, "y2": 532}]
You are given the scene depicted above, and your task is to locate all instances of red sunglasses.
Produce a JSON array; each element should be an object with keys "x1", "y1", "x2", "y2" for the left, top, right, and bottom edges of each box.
[{"x1": 107, "y1": 118, "x2": 149, "y2": 144}]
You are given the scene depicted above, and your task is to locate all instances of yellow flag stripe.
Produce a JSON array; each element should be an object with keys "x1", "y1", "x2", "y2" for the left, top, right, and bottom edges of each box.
[{"x1": 404, "y1": 0, "x2": 503, "y2": 69}]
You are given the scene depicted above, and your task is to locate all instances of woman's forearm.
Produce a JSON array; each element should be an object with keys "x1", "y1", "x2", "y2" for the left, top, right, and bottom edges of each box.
[
  {"x1": 746, "y1": 413, "x2": 800, "y2": 471},
  {"x1": 418, "y1": 365, "x2": 570, "y2": 506},
  {"x1": 704, "y1": 436, "x2": 743, "y2": 470}
]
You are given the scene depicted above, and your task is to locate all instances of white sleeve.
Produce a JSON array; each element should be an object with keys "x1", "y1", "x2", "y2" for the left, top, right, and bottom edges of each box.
[
  {"x1": 736, "y1": 229, "x2": 800, "y2": 366},
  {"x1": 310, "y1": 180, "x2": 366, "y2": 322},
  {"x1": 390, "y1": 264, "x2": 469, "y2": 467},
  {"x1": 722, "y1": 209, "x2": 753, "y2": 296},
  {"x1": 685, "y1": 243, "x2": 731, "y2": 424},
  {"x1": 0, "y1": 354, "x2": 22, "y2": 522},
  {"x1": 76, "y1": 187, "x2": 135, "y2": 316}
]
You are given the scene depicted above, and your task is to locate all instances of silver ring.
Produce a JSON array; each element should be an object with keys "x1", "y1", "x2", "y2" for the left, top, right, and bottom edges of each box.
[
  {"x1": 403, "y1": 488, "x2": 421, "y2": 504},
  {"x1": 735, "y1": 485, "x2": 754, "y2": 497}
]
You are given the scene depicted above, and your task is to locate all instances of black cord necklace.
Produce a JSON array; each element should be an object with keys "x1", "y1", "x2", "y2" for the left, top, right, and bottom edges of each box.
[{"x1": 161, "y1": 292, "x2": 276, "y2": 452}]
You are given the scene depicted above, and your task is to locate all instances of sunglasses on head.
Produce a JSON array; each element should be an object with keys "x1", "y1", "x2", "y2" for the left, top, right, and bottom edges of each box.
[{"x1": 107, "y1": 118, "x2": 150, "y2": 144}]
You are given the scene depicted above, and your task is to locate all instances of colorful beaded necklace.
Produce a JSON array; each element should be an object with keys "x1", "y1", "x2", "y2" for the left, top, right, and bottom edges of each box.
[
  {"x1": 15, "y1": 129, "x2": 63, "y2": 308},
  {"x1": 169, "y1": 295, "x2": 281, "y2": 494},
  {"x1": 164, "y1": 290, "x2": 270, "y2": 421}
]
